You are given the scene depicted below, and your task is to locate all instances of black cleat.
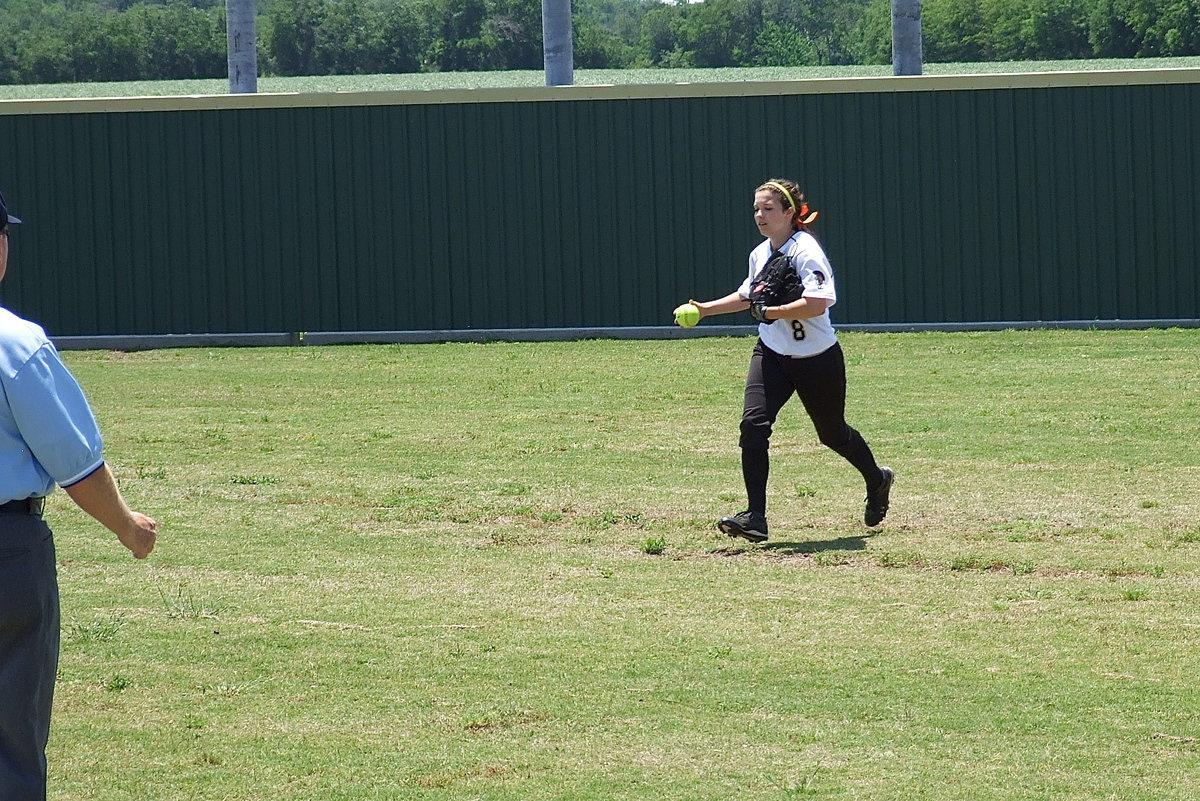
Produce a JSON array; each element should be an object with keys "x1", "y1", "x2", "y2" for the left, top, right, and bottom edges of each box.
[
  {"x1": 864, "y1": 466, "x2": 894, "y2": 527},
  {"x1": 718, "y1": 510, "x2": 769, "y2": 543}
]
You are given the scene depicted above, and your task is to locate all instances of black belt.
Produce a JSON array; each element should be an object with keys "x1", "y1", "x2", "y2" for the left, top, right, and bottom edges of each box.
[{"x1": 0, "y1": 497, "x2": 45, "y2": 516}]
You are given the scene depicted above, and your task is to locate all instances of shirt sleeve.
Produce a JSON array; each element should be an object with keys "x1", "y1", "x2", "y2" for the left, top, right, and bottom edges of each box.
[
  {"x1": 7, "y1": 343, "x2": 105, "y2": 487},
  {"x1": 794, "y1": 239, "x2": 837, "y2": 304}
]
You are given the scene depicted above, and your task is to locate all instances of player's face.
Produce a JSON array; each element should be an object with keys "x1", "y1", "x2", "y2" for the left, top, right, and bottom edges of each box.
[
  {"x1": 0, "y1": 228, "x2": 8, "y2": 283},
  {"x1": 753, "y1": 190, "x2": 794, "y2": 242}
]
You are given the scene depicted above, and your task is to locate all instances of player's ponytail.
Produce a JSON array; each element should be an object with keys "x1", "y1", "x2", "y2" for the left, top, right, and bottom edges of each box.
[{"x1": 759, "y1": 178, "x2": 819, "y2": 231}]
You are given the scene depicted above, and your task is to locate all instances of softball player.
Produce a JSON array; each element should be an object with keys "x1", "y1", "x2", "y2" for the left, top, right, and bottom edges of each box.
[{"x1": 684, "y1": 178, "x2": 892, "y2": 542}]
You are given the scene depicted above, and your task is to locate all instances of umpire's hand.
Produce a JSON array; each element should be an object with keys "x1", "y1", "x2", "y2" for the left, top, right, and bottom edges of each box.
[
  {"x1": 63, "y1": 464, "x2": 159, "y2": 559},
  {"x1": 118, "y1": 512, "x2": 158, "y2": 559}
]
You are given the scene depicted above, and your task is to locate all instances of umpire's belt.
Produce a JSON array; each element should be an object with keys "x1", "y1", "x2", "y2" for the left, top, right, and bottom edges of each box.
[{"x1": 0, "y1": 497, "x2": 45, "y2": 516}]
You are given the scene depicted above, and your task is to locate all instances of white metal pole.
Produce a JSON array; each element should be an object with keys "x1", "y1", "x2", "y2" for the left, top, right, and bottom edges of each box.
[
  {"x1": 542, "y1": 0, "x2": 574, "y2": 86},
  {"x1": 227, "y1": 0, "x2": 258, "y2": 94},
  {"x1": 892, "y1": 0, "x2": 923, "y2": 76}
]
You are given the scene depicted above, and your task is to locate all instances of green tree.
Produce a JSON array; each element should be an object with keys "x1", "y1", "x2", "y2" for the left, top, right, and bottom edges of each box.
[
  {"x1": 680, "y1": 0, "x2": 755, "y2": 67},
  {"x1": 1086, "y1": 0, "x2": 1140, "y2": 55},
  {"x1": 264, "y1": 0, "x2": 326, "y2": 75},
  {"x1": 0, "y1": 30, "x2": 18, "y2": 84},
  {"x1": 426, "y1": 0, "x2": 493, "y2": 69},
  {"x1": 636, "y1": 4, "x2": 688, "y2": 67},
  {"x1": 126, "y1": 1, "x2": 225, "y2": 78},
  {"x1": 314, "y1": 0, "x2": 376, "y2": 72},
  {"x1": 1023, "y1": 0, "x2": 1091, "y2": 58},
  {"x1": 573, "y1": 12, "x2": 635, "y2": 67},
  {"x1": 751, "y1": 21, "x2": 820, "y2": 66},
  {"x1": 578, "y1": 0, "x2": 648, "y2": 46},
  {"x1": 756, "y1": 0, "x2": 874, "y2": 64},
  {"x1": 1125, "y1": 0, "x2": 1200, "y2": 55},
  {"x1": 66, "y1": 5, "x2": 144, "y2": 80},
  {"x1": 485, "y1": 0, "x2": 542, "y2": 69},
  {"x1": 922, "y1": 0, "x2": 991, "y2": 61},
  {"x1": 980, "y1": 0, "x2": 1090, "y2": 60},
  {"x1": 841, "y1": 0, "x2": 891, "y2": 64},
  {"x1": 13, "y1": 21, "x2": 73, "y2": 83},
  {"x1": 3, "y1": 0, "x2": 1199, "y2": 82},
  {"x1": 374, "y1": 0, "x2": 426, "y2": 72}
]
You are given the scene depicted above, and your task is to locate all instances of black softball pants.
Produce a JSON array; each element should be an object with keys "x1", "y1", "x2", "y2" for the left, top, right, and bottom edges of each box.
[
  {"x1": 0, "y1": 514, "x2": 59, "y2": 801},
  {"x1": 738, "y1": 339, "x2": 881, "y2": 514}
]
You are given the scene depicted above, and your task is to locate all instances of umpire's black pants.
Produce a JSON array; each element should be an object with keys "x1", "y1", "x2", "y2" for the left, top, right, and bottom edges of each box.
[{"x1": 0, "y1": 513, "x2": 59, "y2": 801}]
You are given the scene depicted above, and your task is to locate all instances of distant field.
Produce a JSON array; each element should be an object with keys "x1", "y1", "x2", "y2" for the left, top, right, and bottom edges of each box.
[{"x1": 1, "y1": 56, "x2": 1198, "y2": 100}]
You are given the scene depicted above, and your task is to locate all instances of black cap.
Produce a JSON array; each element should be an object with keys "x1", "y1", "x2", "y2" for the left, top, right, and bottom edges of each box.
[{"x1": 0, "y1": 189, "x2": 21, "y2": 225}]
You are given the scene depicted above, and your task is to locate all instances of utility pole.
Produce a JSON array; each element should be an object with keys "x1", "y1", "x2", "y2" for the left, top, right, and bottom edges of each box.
[
  {"x1": 891, "y1": 0, "x2": 922, "y2": 76},
  {"x1": 542, "y1": 0, "x2": 573, "y2": 86},
  {"x1": 227, "y1": 0, "x2": 258, "y2": 93}
]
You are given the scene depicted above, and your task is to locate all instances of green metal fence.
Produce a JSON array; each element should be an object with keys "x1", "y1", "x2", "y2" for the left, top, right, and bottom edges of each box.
[{"x1": 0, "y1": 70, "x2": 1196, "y2": 341}]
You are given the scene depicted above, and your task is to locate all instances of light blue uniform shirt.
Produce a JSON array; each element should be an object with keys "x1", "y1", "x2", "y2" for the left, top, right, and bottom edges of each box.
[{"x1": 0, "y1": 306, "x2": 104, "y2": 502}]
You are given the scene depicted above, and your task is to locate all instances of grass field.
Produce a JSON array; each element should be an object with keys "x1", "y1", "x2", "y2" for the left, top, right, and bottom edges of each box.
[
  {"x1": 2, "y1": 56, "x2": 1199, "y2": 99},
  {"x1": 47, "y1": 328, "x2": 1200, "y2": 800}
]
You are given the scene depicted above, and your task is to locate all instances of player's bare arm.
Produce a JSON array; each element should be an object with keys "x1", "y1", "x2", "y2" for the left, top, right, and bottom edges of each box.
[
  {"x1": 690, "y1": 292, "x2": 750, "y2": 318},
  {"x1": 759, "y1": 296, "x2": 830, "y2": 321}
]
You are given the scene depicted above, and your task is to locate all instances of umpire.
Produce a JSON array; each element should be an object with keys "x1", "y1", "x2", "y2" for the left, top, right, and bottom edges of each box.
[{"x1": 0, "y1": 188, "x2": 157, "y2": 800}]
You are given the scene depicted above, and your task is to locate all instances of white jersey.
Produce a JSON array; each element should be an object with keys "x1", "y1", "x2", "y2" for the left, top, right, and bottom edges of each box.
[{"x1": 737, "y1": 230, "x2": 838, "y2": 357}]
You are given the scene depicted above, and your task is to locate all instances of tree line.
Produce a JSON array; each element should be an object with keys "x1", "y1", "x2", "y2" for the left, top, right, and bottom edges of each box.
[{"x1": 1, "y1": 0, "x2": 1197, "y2": 84}]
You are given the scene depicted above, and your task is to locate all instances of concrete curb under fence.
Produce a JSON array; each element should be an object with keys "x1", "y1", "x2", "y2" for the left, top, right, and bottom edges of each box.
[{"x1": 51, "y1": 319, "x2": 1200, "y2": 351}]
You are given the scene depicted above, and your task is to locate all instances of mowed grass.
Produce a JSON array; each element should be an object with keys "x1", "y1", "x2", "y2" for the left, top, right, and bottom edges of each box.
[{"x1": 48, "y1": 329, "x2": 1200, "y2": 800}]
